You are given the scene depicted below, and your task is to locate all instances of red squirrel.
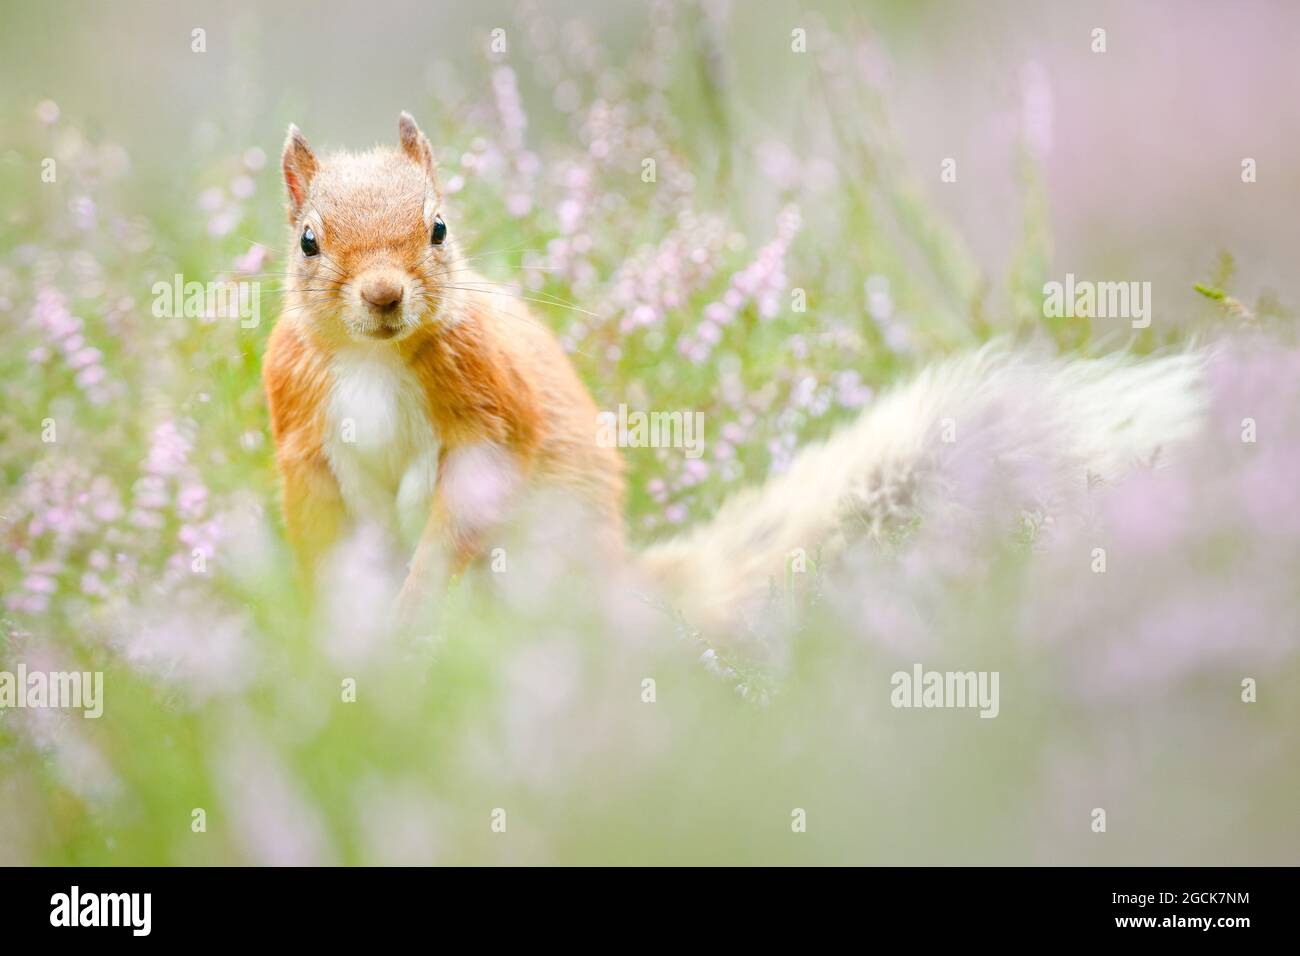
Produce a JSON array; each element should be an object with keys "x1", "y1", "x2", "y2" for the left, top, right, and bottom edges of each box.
[
  {"x1": 262, "y1": 114, "x2": 624, "y2": 613},
  {"x1": 263, "y1": 114, "x2": 1207, "y2": 638}
]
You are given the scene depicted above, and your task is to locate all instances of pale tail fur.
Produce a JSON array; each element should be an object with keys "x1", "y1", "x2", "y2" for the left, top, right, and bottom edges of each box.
[{"x1": 640, "y1": 345, "x2": 1209, "y2": 640}]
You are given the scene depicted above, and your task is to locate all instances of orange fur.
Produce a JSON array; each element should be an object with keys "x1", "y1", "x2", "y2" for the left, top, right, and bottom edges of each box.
[{"x1": 262, "y1": 114, "x2": 624, "y2": 607}]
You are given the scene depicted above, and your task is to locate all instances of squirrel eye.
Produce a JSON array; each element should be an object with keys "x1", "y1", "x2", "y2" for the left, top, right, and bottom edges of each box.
[
  {"x1": 431, "y1": 216, "x2": 447, "y2": 245},
  {"x1": 300, "y1": 226, "x2": 319, "y2": 257}
]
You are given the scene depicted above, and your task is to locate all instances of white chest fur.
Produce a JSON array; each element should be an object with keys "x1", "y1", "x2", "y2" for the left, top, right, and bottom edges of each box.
[{"x1": 323, "y1": 345, "x2": 440, "y2": 549}]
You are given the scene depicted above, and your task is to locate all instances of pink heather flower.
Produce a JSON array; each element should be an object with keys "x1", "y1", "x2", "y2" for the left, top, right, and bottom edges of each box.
[
  {"x1": 70, "y1": 196, "x2": 96, "y2": 230},
  {"x1": 679, "y1": 206, "x2": 801, "y2": 361},
  {"x1": 767, "y1": 432, "x2": 798, "y2": 474},
  {"x1": 143, "y1": 421, "x2": 192, "y2": 477},
  {"x1": 595, "y1": 212, "x2": 731, "y2": 344},
  {"x1": 557, "y1": 197, "x2": 583, "y2": 233},
  {"x1": 757, "y1": 138, "x2": 803, "y2": 191},
  {"x1": 78, "y1": 369, "x2": 108, "y2": 400},
  {"x1": 177, "y1": 483, "x2": 209, "y2": 520},
  {"x1": 441, "y1": 444, "x2": 521, "y2": 532},
  {"x1": 117, "y1": 590, "x2": 256, "y2": 701},
  {"x1": 177, "y1": 521, "x2": 219, "y2": 559},
  {"x1": 7, "y1": 593, "x2": 49, "y2": 614},
  {"x1": 132, "y1": 475, "x2": 170, "y2": 511},
  {"x1": 492, "y1": 66, "x2": 528, "y2": 149},
  {"x1": 30, "y1": 288, "x2": 113, "y2": 403},
  {"x1": 68, "y1": 346, "x2": 101, "y2": 369},
  {"x1": 197, "y1": 187, "x2": 224, "y2": 212},
  {"x1": 864, "y1": 275, "x2": 893, "y2": 320},
  {"x1": 207, "y1": 209, "x2": 239, "y2": 237},
  {"x1": 80, "y1": 571, "x2": 108, "y2": 597},
  {"x1": 32, "y1": 287, "x2": 78, "y2": 338},
  {"x1": 683, "y1": 459, "x2": 710, "y2": 482},
  {"x1": 882, "y1": 321, "x2": 912, "y2": 354},
  {"x1": 23, "y1": 574, "x2": 58, "y2": 595},
  {"x1": 233, "y1": 244, "x2": 269, "y2": 275},
  {"x1": 791, "y1": 375, "x2": 818, "y2": 409},
  {"x1": 515, "y1": 151, "x2": 541, "y2": 176},
  {"x1": 130, "y1": 508, "x2": 166, "y2": 531},
  {"x1": 36, "y1": 99, "x2": 60, "y2": 125},
  {"x1": 834, "y1": 370, "x2": 873, "y2": 409}
]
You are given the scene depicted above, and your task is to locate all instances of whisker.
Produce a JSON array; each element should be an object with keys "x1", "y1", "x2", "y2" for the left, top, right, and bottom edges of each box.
[
  {"x1": 413, "y1": 291, "x2": 597, "y2": 358},
  {"x1": 436, "y1": 278, "x2": 594, "y2": 315},
  {"x1": 275, "y1": 299, "x2": 341, "y2": 317},
  {"x1": 432, "y1": 284, "x2": 603, "y2": 320},
  {"x1": 431, "y1": 264, "x2": 565, "y2": 284},
  {"x1": 315, "y1": 249, "x2": 352, "y2": 278},
  {"x1": 415, "y1": 241, "x2": 552, "y2": 275},
  {"x1": 448, "y1": 242, "x2": 553, "y2": 264},
  {"x1": 231, "y1": 272, "x2": 334, "y2": 281}
]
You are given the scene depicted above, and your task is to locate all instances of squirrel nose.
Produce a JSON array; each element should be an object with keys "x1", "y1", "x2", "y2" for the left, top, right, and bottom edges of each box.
[{"x1": 361, "y1": 278, "x2": 404, "y2": 310}]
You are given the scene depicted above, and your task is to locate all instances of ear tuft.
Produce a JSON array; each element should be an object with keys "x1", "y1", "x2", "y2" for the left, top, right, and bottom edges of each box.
[
  {"x1": 398, "y1": 111, "x2": 438, "y2": 182},
  {"x1": 281, "y1": 123, "x2": 318, "y2": 221}
]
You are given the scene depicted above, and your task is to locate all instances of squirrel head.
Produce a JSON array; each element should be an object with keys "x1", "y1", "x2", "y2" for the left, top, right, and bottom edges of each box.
[{"x1": 280, "y1": 112, "x2": 460, "y2": 343}]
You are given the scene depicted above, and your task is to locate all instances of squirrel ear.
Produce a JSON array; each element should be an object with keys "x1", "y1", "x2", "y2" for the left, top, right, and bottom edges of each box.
[
  {"x1": 281, "y1": 124, "x2": 318, "y2": 221},
  {"x1": 398, "y1": 111, "x2": 439, "y2": 182}
]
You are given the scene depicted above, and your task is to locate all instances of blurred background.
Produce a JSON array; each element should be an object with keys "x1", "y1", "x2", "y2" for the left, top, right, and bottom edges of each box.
[
  {"x1": 0, "y1": 0, "x2": 1296, "y2": 864},
  {"x1": 4, "y1": 0, "x2": 1298, "y2": 306}
]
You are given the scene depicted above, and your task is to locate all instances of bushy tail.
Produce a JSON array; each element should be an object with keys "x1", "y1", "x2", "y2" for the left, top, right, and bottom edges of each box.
[{"x1": 639, "y1": 344, "x2": 1209, "y2": 639}]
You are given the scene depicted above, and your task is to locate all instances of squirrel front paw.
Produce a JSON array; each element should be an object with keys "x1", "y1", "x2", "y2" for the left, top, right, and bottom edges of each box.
[{"x1": 394, "y1": 574, "x2": 434, "y2": 630}]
